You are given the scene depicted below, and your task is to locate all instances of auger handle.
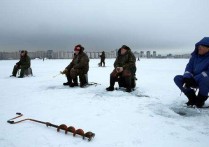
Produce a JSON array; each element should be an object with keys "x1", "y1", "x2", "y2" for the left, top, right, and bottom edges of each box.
[
  {"x1": 16, "y1": 112, "x2": 22, "y2": 115},
  {"x1": 7, "y1": 120, "x2": 14, "y2": 124}
]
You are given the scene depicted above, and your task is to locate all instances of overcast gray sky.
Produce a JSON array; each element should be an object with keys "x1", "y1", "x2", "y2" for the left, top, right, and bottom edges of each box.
[{"x1": 0, "y1": 0, "x2": 209, "y2": 54}]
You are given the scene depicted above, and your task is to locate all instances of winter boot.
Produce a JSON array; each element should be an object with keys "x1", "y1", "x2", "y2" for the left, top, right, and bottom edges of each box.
[
  {"x1": 70, "y1": 78, "x2": 78, "y2": 87},
  {"x1": 126, "y1": 88, "x2": 132, "y2": 92},
  {"x1": 12, "y1": 65, "x2": 18, "y2": 77},
  {"x1": 63, "y1": 76, "x2": 72, "y2": 86},
  {"x1": 184, "y1": 90, "x2": 197, "y2": 106},
  {"x1": 69, "y1": 82, "x2": 79, "y2": 87},
  {"x1": 106, "y1": 86, "x2": 114, "y2": 91},
  {"x1": 19, "y1": 68, "x2": 26, "y2": 78},
  {"x1": 195, "y1": 94, "x2": 208, "y2": 108},
  {"x1": 118, "y1": 77, "x2": 125, "y2": 88},
  {"x1": 124, "y1": 76, "x2": 132, "y2": 93},
  {"x1": 63, "y1": 82, "x2": 70, "y2": 86},
  {"x1": 106, "y1": 76, "x2": 116, "y2": 91},
  {"x1": 79, "y1": 74, "x2": 87, "y2": 88}
]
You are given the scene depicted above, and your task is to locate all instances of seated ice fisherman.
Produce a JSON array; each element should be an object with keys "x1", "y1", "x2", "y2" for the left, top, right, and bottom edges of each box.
[
  {"x1": 106, "y1": 45, "x2": 136, "y2": 92},
  {"x1": 174, "y1": 37, "x2": 209, "y2": 108},
  {"x1": 61, "y1": 44, "x2": 89, "y2": 88},
  {"x1": 11, "y1": 50, "x2": 31, "y2": 78}
]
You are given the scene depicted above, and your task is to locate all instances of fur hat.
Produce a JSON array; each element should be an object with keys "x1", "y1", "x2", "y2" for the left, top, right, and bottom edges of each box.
[
  {"x1": 120, "y1": 45, "x2": 130, "y2": 50},
  {"x1": 21, "y1": 50, "x2": 25, "y2": 53},
  {"x1": 20, "y1": 50, "x2": 27, "y2": 54},
  {"x1": 74, "y1": 44, "x2": 84, "y2": 51}
]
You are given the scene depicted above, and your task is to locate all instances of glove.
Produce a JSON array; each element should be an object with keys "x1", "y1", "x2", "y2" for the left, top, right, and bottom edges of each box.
[
  {"x1": 15, "y1": 64, "x2": 20, "y2": 68},
  {"x1": 60, "y1": 69, "x2": 68, "y2": 74},
  {"x1": 116, "y1": 67, "x2": 123, "y2": 73},
  {"x1": 183, "y1": 78, "x2": 197, "y2": 88}
]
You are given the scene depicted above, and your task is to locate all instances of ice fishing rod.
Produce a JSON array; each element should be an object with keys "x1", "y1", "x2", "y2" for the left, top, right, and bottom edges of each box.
[
  {"x1": 7, "y1": 113, "x2": 95, "y2": 141},
  {"x1": 52, "y1": 73, "x2": 62, "y2": 78}
]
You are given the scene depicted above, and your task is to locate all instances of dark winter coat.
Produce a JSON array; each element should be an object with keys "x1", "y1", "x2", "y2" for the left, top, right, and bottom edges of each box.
[
  {"x1": 16, "y1": 55, "x2": 31, "y2": 69},
  {"x1": 66, "y1": 50, "x2": 89, "y2": 74},
  {"x1": 114, "y1": 48, "x2": 136, "y2": 73},
  {"x1": 184, "y1": 37, "x2": 209, "y2": 82},
  {"x1": 100, "y1": 52, "x2": 105, "y2": 62}
]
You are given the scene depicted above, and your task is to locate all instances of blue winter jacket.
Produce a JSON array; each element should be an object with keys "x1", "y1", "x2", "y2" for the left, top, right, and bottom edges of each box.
[{"x1": 183, "y1": 37, "x2": 209, "y2": 82}]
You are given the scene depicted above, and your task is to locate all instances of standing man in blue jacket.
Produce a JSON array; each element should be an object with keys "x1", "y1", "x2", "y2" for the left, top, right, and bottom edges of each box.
[{"x1": 174, "y1": 37, "x2": 209, "y2": 108}]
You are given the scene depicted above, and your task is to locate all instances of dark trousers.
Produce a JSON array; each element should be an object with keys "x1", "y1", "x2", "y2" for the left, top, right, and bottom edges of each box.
[
  {"x1": 12, "y1": 65, "x2": 28, "y2": 77},
  {"x1": 66, "y1": 75, "x2": 78, "y2": 85},
  {"x1": 100, "y1": 60, "x2": 105, "y2": 66},
  {"x1": 66, "y1": 68, "x2": 87, "y2": 86},
  {"x1": 174, "y1": 75, "x2": 209, "y2": 97},
  {"x1": 109, "y1": 69, "x2": 132, "y2": 89}
]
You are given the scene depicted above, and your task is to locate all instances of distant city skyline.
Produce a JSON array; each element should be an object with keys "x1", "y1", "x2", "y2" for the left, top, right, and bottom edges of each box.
[
  {"x1": 0, "y1": 49, "x2": 190, "y2": 60},
  {"x1": 0, "y1": 47, "x2": 192, "y2": 55},
  {"x1": 0, "y1": 0, "x2": 209, "y2": 54}
]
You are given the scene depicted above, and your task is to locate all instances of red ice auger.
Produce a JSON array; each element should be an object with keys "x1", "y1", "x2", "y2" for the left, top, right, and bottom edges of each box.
[{"x1": 7, "y1": 113, "x2": 95, "y2": 141}]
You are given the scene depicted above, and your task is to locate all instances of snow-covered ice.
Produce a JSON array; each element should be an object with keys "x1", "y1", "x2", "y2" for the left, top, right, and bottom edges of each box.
[{"x1": 0, "y1": 59, "x2": 209, "y2": 147}]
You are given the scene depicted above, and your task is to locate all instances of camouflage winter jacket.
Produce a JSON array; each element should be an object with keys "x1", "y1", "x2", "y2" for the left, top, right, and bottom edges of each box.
[
  {"x1": 16, "y1": 55, "x2": 31, "y2": 69},
  {"x1": 114, "y1": 49, "x2": 136, "y2": 73},
  {"x1": 66, "y1": 51, "x2": 89, "y2": 74}
]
